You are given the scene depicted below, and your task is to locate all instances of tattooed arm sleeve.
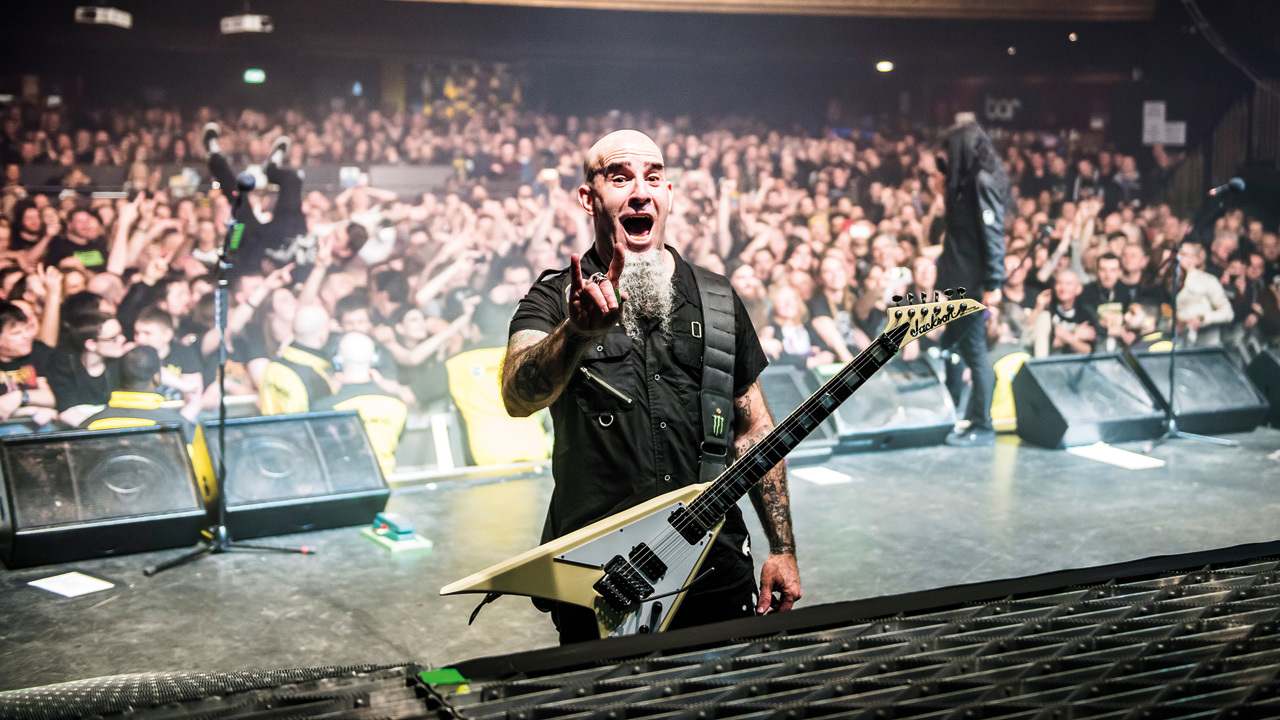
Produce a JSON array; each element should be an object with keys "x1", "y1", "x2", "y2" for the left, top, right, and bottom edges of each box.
[
  {"x1": 734, "y1": 379, "x2": 797, "y2": 556},
  {"x1": 500, "y1": 323, "x2": 595, "y2": 417}
]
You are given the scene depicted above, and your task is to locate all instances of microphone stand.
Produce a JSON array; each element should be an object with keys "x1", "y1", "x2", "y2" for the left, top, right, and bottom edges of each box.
[
  {"x1": 145, "y1": 173, "x2": 313, "y2": 576},
  {"x1": 1143, "y1": 254, "x2": 1236, "y2": 452}
]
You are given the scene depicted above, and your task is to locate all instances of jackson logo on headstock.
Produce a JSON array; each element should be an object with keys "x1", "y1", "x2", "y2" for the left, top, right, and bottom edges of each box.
[{"x1": 908, "y1": 303, "x2": 969, "y2": 339}]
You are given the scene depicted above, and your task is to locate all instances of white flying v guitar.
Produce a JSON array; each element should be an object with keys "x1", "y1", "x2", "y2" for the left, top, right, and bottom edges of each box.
[{"x1": 442, "y1": 290, "x2": 986, "y2": 639}]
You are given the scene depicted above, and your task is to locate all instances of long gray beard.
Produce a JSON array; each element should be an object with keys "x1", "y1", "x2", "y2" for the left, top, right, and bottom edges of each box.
[{"x1": 619, "y1": 249, "x2": 673, "y2": 341}]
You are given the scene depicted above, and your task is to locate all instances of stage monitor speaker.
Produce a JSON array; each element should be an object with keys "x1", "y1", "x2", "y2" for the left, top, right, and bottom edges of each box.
[
  {"x1": 1247, "y1": 349, "x2": 1280, "y2": 427},
  {"x1": 0, "y1": 425, "x2": 205, "y2": 568},
  {"x1": 1132, "y1": 348, "x2": 1269, "y2": 435},
  {"x1": 758, "y1": 366, "x2": 836, "y2": 464},
  {"x1": 1012, "y1": 354, "x2": 1165, "y2": 449},
  {"x1": 812, "y1": 357, "x2": 955, "y2": 452},
  {"x1": 198, "y1": 411, "x2": 390, "y2": 540}
]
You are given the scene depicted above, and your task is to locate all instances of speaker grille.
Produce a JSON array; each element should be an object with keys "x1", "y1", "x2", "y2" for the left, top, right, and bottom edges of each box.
[
  {"x1": 1023, "y1": 355, "x2": 1157, "y2": 421},
  {"x1": 1139, "y1": 351, "x2": 1263, "y2": 413},
  {"x1": 208, "y1": 412, "x2": 383, "y2": 506},
  {"x1": 4, "y1": 428, "x2": 199, "y2": 530}
]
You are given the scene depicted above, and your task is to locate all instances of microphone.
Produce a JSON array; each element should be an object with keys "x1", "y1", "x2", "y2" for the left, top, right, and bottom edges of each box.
[
  {"x1": 235, "y1": 171, "x2": 256, "y2": 193},
  {"x1": 1207, "y1": 177, "x2": 1245, "y2": 197}
]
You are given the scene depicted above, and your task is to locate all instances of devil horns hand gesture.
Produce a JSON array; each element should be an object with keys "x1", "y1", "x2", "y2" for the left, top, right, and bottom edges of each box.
[{"x1": 567, "y1": 245, "x2": 628, "y2": 336}]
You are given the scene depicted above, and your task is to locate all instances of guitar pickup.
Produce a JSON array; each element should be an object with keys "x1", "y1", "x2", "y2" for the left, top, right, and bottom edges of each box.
[
  {"x1": 667, "y1": 506, "x2": 707, "y2": 545},
  {"x1": 593, "y1": 555, "x2": 654, "y2": 613},
  {"x1": 629, "y1": 543, "x2": 667, "y2": 582}
]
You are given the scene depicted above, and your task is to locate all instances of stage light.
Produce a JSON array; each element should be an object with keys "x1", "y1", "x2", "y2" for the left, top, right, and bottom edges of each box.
[
  {"x1": 1007, "y1": 46, "x2": 1017, "y2": 55},
  {"x1": 352, "y1": 81, "x2": 363, "y2": 97},
  {"x1": 876, "y1": 61, "x2": 894, "y2": 73},
  {"x1": 243, "y1": 69, "x2": 266, "y2": 84},
  {"x1": 221, "y1": 14, "x2": 273, "y2": 34},
  {"x1": 75, "y1": 6, "x2": 132, "y2": 29},
  {"x1": 1069, "y1": 32, "x2": 1079, "y2": 42}
]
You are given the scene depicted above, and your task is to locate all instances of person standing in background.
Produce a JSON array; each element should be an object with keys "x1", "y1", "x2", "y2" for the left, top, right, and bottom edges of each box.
[{"x1": 934, "y1": 117, "x2": 1009, "y2": 447}]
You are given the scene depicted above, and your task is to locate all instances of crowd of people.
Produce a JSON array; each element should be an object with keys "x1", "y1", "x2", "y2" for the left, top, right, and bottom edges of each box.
[{"x1": 0, "y1": 95, "x2": 1276, "y2": 469}]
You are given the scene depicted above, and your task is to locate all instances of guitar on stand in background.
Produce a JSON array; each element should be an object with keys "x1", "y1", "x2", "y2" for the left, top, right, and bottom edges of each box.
[{"x1": 442, "y1": 290, "x2": 987, "y2": 639}]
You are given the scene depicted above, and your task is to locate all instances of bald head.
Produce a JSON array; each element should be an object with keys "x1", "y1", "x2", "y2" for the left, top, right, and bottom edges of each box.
[
  {"x1": 336, "y1": 332, "x2": 376, "y2": 373},
  {"x1": 293, "y1": 303, "x2": 331, "y2": 349},
  {"x1": 583, "y1": 130, "x2": 663, "y2": 183}
]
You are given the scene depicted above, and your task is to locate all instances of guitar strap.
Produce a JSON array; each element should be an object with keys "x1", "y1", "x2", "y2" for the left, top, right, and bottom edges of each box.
[{"x1": 689, "y1": 264, "x2": 736, "y2": 484}]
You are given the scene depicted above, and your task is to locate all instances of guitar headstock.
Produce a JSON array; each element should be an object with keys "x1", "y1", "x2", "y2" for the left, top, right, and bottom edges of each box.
[{"x1": 883, "y1": 287, "x2": 987, "y2": 347}]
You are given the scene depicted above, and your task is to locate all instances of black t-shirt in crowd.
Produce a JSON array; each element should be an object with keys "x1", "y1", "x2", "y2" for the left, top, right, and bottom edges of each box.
[
  {"x1": 161, "y1": 341, "x2": 207, "y2": 380},
  {"x1": 509, "y1": 245, "x2": 770, "y2": 594},
  {"x1": 44, "y1": 235, "x2": 111, "y2": 271},
  {"x1": 47, "y1": 351, "x2": 119, "y2": 411},
  {"x1": 807, "y1": 291, "x2": 860, "y2": 354},
  {"x1": 0, "y1": 341, "x2": 54, "y2": 393},
  {"x1": 1049, "y1": 302, "x2": 1101, "y2": 354}
]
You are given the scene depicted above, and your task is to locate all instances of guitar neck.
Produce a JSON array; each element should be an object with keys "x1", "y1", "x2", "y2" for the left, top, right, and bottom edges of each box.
[{"x1": 687, "y1": 326, "x2": 909, "y2": 527}]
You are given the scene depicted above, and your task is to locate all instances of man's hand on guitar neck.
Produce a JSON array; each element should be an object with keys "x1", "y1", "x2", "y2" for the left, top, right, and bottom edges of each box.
[
  {"x1": 758, "y1": 551, "x2": 802, "y2": 615},
  {"x1": 734, "y1": 379, "x2": 803, "y2": 616}
]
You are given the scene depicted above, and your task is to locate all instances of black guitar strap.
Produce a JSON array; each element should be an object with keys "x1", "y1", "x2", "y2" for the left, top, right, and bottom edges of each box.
[{"x1": 689, "y1": 264, "x2": 736, "y2": 484}]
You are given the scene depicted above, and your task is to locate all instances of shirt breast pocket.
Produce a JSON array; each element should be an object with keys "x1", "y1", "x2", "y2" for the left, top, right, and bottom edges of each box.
[
  {"x1": 575, "y1": 333, "x2": 638, "y2": 419},
  {"x1": 672, "y1": 335, "x2": 704, "y2": 374}
]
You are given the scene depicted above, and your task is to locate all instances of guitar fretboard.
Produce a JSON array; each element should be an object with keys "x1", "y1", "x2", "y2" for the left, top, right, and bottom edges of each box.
[{"x1": 686, "y1": 325, "x2": 909, "y2": 529}]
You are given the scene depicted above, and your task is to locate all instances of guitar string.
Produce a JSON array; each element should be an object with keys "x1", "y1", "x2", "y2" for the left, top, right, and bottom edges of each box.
[
  {"x1": 645, "y1": 329, "x2": 898, "y2": 562},
  {"x1": 645, "y1": 335, "x2": 886, "y2": 563},
  {"x1": 609, "y1": 307, "x2": 967, "y2": 620}
]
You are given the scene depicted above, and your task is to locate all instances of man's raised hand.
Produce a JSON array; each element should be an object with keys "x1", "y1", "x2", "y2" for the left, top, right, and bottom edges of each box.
[{"x1": 566, "y1": 245, "x2": 627, "y2": 336}]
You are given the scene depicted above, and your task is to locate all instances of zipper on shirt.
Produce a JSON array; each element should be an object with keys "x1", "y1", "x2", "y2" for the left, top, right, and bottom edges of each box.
[{"x1": 579, "y1": 367, "x2": 634, "y2": 405}]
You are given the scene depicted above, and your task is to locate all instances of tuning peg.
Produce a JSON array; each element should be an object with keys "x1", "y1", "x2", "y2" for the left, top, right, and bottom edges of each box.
[
  {"x1": 905, "y1": 292, "x2": 914, "y2": 305},
  {"x1": 943, "y1": 288, "x2": 955, "y2": 299},
  {"x1": 933, "y1": 291, "x2": 941, "y2": 303},
  {"x1": 892, "y1": 295, "x2": 903, "y2": 306},
  {"x1": 957, "y1": 287, "x2": 967, "y2": 298},
  {"x1": 895, "y1": 310, "x2": 903, "y2": 320},
  {"x1": 907, "y1": 308, "x2": 915, "y2": 318}
]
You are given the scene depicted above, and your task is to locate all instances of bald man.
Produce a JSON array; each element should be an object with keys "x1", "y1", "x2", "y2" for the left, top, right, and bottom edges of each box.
[
  {"x1": 259, "y1": 303, "x2": 334, "y2": 415},
  {"x1": 502, "y1": 130, "x2": 800, "y2": 643},
  {"x1": 315, "y1": 332, "x2": 408, "y2": 477}
]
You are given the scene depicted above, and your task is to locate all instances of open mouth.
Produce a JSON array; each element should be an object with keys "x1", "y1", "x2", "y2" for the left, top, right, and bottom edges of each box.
[{"x1": 621, "y1": 215, "x2": 654, "y2": 239}]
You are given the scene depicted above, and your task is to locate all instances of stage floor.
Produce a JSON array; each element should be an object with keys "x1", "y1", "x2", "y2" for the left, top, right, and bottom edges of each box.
[{"x1": 2, "y1": 429, "x2": 1278, "y2": 692}]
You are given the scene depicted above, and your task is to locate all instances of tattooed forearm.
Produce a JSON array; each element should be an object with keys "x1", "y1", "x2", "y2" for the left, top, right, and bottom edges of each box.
[
  {"x1": 501, "y1": 324, "x2": 593, "y2": 416},
  {"x1": 750, "y1": 464, "x2": 796, "y2": 555},
  {"x1": 735, "y1": 380, "x2": 797, "y2": 556}
]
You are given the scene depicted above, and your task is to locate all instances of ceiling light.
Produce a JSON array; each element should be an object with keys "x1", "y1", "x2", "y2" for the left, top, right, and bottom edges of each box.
[
  {"x1": 876, "y1": 61, "x2": 894, "y2": 73},
  {"x1": 75, "y1": 6, "x2": 132, "y2": 29}
]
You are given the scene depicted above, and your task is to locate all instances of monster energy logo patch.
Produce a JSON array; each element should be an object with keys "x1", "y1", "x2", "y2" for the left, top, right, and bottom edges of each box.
[{"x1": 712, "y1": 414, "x2": 725, "y2": 436}]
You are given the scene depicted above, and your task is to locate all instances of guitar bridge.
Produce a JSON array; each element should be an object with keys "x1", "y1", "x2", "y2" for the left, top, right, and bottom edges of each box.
[{"x1": 594, "y1": 555, "x2": 654, "y2": 613}]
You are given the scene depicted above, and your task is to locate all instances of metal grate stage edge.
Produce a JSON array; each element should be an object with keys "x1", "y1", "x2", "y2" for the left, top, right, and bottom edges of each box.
[{"x1": 9, "y1": 540, "x2": 1280, "y2": 720}]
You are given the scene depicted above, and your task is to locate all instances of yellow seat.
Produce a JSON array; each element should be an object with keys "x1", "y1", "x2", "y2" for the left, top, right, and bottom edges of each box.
[
  {"x1": 446, "y1": 347, "x2": 550, "y2": 466},
  {"x1": 991, "y1": 351, "x2": 1030, "y2": 433}
]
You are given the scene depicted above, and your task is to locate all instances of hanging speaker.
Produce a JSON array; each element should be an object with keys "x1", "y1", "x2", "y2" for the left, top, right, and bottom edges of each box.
[
  {"x1": 0, "y1": 425, "x2": 205, "y2": 568},
  {"x1": 1131, "y1": 348, "x2": 1269, "y2": 435},
  {"x1": 812, "y1": 357, "x2": 956, "y2": 452},
  {"x1": 757, "y1": 366, "x2": 836, "y2": 464},
  {"x1": 198, "y1": 411, "x2": 390, "y2": 540},
  {"x1": 1247, "y1": 350, "x2": 1280, "y2": 427},
  {"x1": 1012, "y1": 354, "x2": 1165, "y2": 449}
]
